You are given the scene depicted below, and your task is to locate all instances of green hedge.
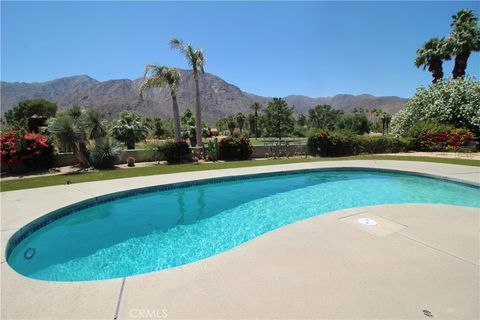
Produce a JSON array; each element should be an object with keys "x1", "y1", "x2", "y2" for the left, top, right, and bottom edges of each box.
[
  {"x1": 218, "y1": 137, "x2": 253, "y2": 160},
  {"x1": 307, "y1": 130, "x2": 414, "y2": 156},
  {"x1": 159, "y1": 140, "x2": 191, "y2": 164}
]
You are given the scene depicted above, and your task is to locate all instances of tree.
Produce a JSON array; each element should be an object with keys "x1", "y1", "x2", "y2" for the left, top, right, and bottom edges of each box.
[
  {"x1": 140, "y1": 64, "x2": 182, "y2": 141},
  {"x1": 235, "y1": 113, "x2": 246, "y2": 132},
  {"x1": 391, "y1": 77, "x2": 480, "y2": 136},
  {"x1": 308, "y1": 105, "x2": 343, "y2": 129},
  {"x1": 264, "y1": 98, "x2": 295, "y2": 139},
  {"x1": 227, "y1": 116, "x2": 236, "y2": 136},
  {"x1": 110, "y1": 111, "x2": 149, "y2": 149},
  {"x1": 297, "y1": 114, "x2": 307, "y2": 127},
  {"x1": 250, "y1": 102, "x2": 262, "y2": 138},
  {"x1": 338, "y1": 113, "x2": 371, "y2": 134},
  {"x1": 84, "y1": 109, "x2": 107, "y2": 140},
  {"x1": 380, "y1": 112, "x2": 392, "y2": 135},
  {"x1": 170, "y1": 38, "x2": 206, "y2": 147},
  {"x1": 247, "y1": 114, "x2": 256, "y2": 135},
  {"x1": 5, "y1": 99, "x2": 57, "y2": 128},
  {"x1": 448, "y1": 9, "x2": 480, "y2": 79},
  {"x1": 48, "y1": 112, "x2": 90, "y2": 167},
  {"x1": 415, "y1": 38, "x2": 451, "y2": 83}
]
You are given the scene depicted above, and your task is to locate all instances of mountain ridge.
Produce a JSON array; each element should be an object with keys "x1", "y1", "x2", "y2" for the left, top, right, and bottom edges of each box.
[{"x1": 1, "y1": 72, "x2": 408, "y2": 123}]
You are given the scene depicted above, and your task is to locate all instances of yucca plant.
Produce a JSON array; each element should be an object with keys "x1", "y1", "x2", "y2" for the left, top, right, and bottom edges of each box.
[{"x1": 89, "y1": 137, "x2": 122, "y2": 169}]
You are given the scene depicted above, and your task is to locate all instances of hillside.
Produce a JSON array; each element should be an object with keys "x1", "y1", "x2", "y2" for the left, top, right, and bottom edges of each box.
[{"x1": 1, "y1": 71, "x2": 408, "y2": 123}]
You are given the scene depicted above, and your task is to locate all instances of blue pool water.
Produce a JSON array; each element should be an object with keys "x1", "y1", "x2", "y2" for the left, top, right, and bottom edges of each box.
[{"x1": 7, "y1": 169, "x2": 480, "y2": 281}]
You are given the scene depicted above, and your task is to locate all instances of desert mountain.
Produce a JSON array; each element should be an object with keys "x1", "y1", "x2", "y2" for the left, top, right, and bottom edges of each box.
[{"x1": 1, "y1": 71, "x2": 407, "y2": 123}]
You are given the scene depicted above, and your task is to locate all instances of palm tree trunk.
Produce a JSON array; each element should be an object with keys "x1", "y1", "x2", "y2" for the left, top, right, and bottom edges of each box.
[
  {"x1": 453, "y1": 51, "x2": 470, "y2": 79},
  {"x1": 430, "y1": 58, "x2": 444, "y2": 83},
  {"x1": 194, "y1": 72, "x2": 202, "y2": 147},
  {"x1": 171, "y1": 91, "x2": 181, "y2": 142}
]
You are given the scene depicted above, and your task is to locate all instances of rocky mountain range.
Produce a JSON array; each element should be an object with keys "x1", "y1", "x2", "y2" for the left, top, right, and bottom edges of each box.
[{"x1": 1, "y1": 71, "x2": 407, "y2": 123}]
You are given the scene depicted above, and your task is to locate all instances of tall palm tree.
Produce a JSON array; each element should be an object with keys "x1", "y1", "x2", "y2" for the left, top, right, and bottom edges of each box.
[
  {"x1": 140, "y1": 64, "x2": 182, "y2": 142},
  {"x1": 448, "y1": 9, "x2": 480, "y2": 79},
  {"x1": 415, "y1": 37, "x2": 451, "y2": 83},
  {"x1": 250, "y1": 102, "x2": 262, "y2": 138},
  {"x1": 170, "y1": 38, "x2": 206, "y2": 147}
]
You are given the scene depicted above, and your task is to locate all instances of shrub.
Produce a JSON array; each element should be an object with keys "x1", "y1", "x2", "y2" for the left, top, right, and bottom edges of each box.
[
  {"x1": 307, "y1": 130, "x2": 414, "y2": 156},
  {"x1": 307, "y1": 130, "x2": 360, "y2": 156},
  {"x1": 407, "y1": 121, "x2": 474, "y2": 151},
  {"x1": 358, "y1": 136, "x2": 415, "y2": 154},
  {"x1": 218, "y1": 137, "x2": 253, "y2": 160},
  {"x1": 127, "y1": 157, "x2": 135, "y2": 167},
  {"x1": 159, "y1": 140, "x2": 191, "y2": 164},
  {"x1": 391, "y1": 77, "x2": 480, "y2": 136},
  {"x1": 89, "y1": 137, "x2": 122, "y2": 169},
  {"x1": 0, "y1": 131, "x2": 55, "y2": 172}
]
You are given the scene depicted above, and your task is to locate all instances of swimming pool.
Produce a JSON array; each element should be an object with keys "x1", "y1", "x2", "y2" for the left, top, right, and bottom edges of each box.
[{"x1": 6, "y1": 169, "x2": 480, "y2": 281}]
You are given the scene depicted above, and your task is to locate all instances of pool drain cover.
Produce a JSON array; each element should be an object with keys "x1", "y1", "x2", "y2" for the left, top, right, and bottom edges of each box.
[{"x1": 357, "y1": 218, "x2": 378, "y2": 226}]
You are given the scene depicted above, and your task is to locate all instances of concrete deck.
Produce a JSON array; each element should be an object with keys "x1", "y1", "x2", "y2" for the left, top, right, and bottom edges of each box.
[{"x1": 1, "y1": 160, "x2": 479, "y2": 319}]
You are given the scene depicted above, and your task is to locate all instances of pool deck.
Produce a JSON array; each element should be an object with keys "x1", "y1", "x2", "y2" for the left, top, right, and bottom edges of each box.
[{"x1": 1, "y1": 160, "x2": 479, "y2": 319}]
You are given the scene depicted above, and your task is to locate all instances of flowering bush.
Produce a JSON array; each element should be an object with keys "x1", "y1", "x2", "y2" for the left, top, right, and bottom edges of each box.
[
  {"x1": 0, "y1": 131, "x2": 55, "y2": 172},
  {"x1": 391, "y1": 78, "x2": 480, "y2": 136},
  {"x1": 406, "y1": 123, "x2": 475, "y2": 151}
]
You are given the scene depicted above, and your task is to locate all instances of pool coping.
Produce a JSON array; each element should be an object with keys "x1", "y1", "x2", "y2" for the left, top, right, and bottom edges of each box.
[{"x1": 1, "y1": 160, "x2": 479, "y2": 319}]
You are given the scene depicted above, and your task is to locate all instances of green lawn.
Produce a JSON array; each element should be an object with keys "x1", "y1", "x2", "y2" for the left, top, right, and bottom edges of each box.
[{"x1": 1, "y1": 155, "x2": 478, "y2": 192}]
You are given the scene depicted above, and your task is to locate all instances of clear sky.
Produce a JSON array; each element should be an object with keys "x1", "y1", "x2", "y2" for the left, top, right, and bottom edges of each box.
[{"x1": 1, "y1": 1, "x2": 479, "y2": 98}]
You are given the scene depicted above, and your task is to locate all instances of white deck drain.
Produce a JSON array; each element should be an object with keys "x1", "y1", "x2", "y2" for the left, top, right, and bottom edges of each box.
[{"x1": 357, "y1": 218, "x2": 378, "y2": 226}]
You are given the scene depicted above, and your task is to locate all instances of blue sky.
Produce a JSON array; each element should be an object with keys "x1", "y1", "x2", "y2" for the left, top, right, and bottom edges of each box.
[{"x1": 1, "y1": 1, "x2": 479, "y2": 98}]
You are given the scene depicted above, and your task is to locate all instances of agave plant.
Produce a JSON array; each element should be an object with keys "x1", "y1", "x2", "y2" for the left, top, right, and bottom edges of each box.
[{"x1": 89, "y1": 137, "x2": 122, "y2": 169}]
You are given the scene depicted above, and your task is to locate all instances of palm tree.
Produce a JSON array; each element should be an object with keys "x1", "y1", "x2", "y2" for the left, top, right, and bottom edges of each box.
[
  {"x1": 250, "y1": 102, "x2": 262, "y2": 138},
  {"x1": 448, "y1": 9, "x2": 480, "y2": 79},
  {"x1": 170, "y1": 38, "x2": 206, "y2": 147},
  {"x1": 140, "y1": 64, "x2": 182, "y2": 141},
  {"x1": 235, "y1": 113, "x2": 246, "y2": 132},
  {"x1": 110, "y1": 111, "x2": 149, "y2": 149},
  {"x1": 415, "y1": 38, "x2": 451, "y2": 83},
  {"x1": 380, "y1": 112, "x2": 392, "y2": 135}
]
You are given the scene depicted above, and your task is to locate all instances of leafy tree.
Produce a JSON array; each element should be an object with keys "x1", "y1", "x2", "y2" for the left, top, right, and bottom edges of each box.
[
  {"x1": 391, "y1": 77, "x2": 480, "y2": 136},
  {"x1": 5, "y1": 99, "x2": 57, "y2": 128},
  {"x1": 297, "y1": 114, "x2": 307, "y2": 127},
  {"x1": 264, "y1": 98, "x2": 294, "y2": 139},
  {"x1": 235, "y1": 113, "x2": 246, "y2": 132},
  {"x1": 448, "y1": 9, "x2": 480, "y2": 79},
  {"x1": 338, "y1": 113, "x2": 371, "y2": 135},
  {"x1": 110, "y1": 111, "x2": 149, "y2": 149},
  {"x1": 415, "y1": 38, "x2": 451, "y2": 83},
  {"x1": 140, "y1": 64, "x2": 182, "y2": 141},
  {"x1": 308, "y1": 104, "x2": 343, "y2": 130},
  {"x1": 170, "y1": 38, "x2": 206, "y2": 147}
]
